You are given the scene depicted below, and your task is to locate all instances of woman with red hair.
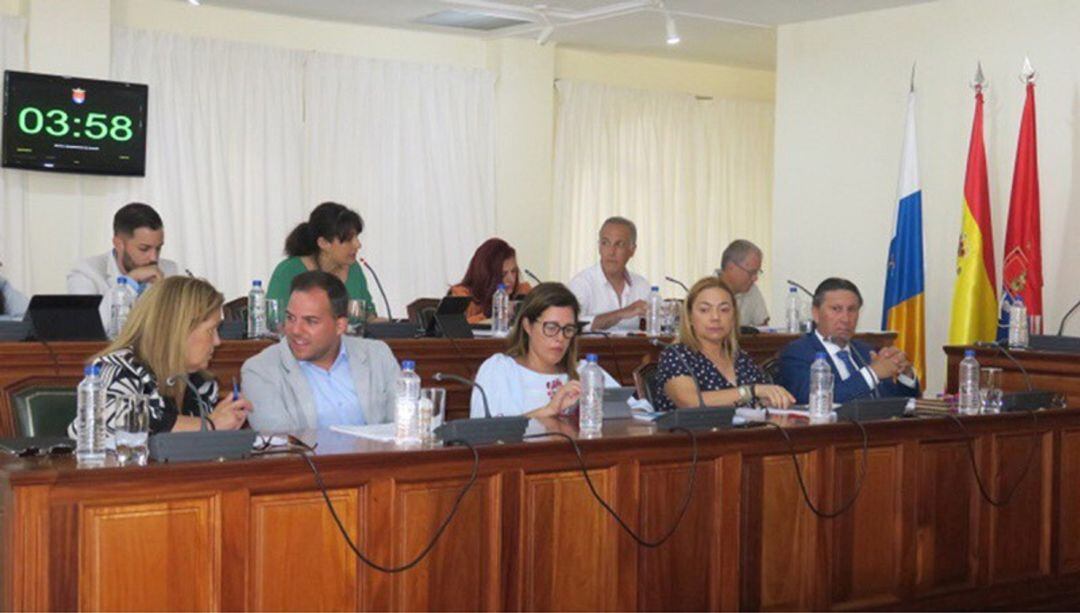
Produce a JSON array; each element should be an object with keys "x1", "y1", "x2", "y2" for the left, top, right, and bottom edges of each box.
[{"x1": 450, "y1": 238, "x2": 533, "y2": 324}]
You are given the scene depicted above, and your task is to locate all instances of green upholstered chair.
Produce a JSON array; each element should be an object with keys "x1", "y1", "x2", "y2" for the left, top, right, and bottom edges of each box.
[{"x1": 11, "y1": 383, "x2": 78, "y2": 438}]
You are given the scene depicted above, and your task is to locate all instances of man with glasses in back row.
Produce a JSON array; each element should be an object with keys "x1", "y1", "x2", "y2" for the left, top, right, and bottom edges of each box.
[{"x1": 715, "y1": 239, "x2": 770, "y2": 327}]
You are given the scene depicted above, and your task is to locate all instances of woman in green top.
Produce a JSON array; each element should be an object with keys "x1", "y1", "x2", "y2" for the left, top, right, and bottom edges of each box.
[{"x1": 267, "y1": 201, "x2": 376, "y2": 316}]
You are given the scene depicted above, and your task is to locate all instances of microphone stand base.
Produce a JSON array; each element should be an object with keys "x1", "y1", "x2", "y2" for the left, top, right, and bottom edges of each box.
[
  {"x1": 654, "y1": 407, "x2": 735, "y2": 431},
  {"x1": 149, "y1": 430, "x2": 256, "y2": 463},
  {"x1": 435, "y1": 417, "x2": 528, "y2": 446}
]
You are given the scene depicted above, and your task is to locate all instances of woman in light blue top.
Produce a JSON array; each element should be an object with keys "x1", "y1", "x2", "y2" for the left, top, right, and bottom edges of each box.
[{"x1": 471, "y1": 283, "x2": 616, "y2": 419}]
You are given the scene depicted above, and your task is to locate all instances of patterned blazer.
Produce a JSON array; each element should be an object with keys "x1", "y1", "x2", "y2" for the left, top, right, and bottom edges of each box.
[{"x1": 67, "y1": 348, "x2": 219, "y2": 439}]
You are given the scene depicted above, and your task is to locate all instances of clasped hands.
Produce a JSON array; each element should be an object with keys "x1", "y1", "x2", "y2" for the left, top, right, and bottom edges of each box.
[{"x1": 869, "y1": 346, "x2": 914, "y2": 381}]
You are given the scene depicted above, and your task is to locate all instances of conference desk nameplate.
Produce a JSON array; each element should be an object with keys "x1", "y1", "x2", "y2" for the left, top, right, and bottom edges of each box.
[{"x1": 2, "y1": 409, "x2": 1079, "y2": 611}]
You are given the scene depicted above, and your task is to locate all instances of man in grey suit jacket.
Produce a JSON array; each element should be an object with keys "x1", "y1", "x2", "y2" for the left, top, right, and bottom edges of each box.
[
  {"x1": 242, "y1": 271, "x2": 399, "y2": 432},
  {"x1": 66, "y1": 203, "x2": 181, "y2": 325}
]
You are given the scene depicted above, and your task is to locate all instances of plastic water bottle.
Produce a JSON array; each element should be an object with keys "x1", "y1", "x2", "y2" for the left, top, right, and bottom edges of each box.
[
  {"x1": 579, "y1": 354, "x2": 604, "y2": 436},
  {"x1": 247, "y1": 280, "x2": 267, "y2": 339},
  {"x1": 395, "y1": 360, "x2": 422, "y2": 443},
  {"x1": 957, "y1": 349, "x2": 981, "y2": 415},
  {"x1": 646, "y1": 286, "x2": 663, "y2": 337},
  {"x1": 786, "y1": 286, "x2": 801, "y2": 333},
  {"x1": 1008, "y1": 297, "x2": 1029, "y2": 349},
  {"x1": 108, "y1": 277, "x2": 137, "y2": 339},
  {"x1": 808, "y1": 352, "x2": 834, "y2": 419},
  {"x1": 76, "y1": 365, "x2": 107, "y2": 465},
  {"x1": 492, "y1": 284, "x2": 510, "y2": 337}
]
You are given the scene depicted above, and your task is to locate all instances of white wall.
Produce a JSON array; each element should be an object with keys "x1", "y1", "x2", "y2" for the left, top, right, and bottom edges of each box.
[
  {"x1": 12, "y1": 0, "x2": 773, "y2": 295},
  {"x1": 772, "y1": 0, "x2": 1080, "y2": 393}
]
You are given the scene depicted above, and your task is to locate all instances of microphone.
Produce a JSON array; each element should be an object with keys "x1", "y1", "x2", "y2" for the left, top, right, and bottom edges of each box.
[
  {"x1": 1058, "y1": 297, "x2": 1080, "y2": 335},
  {"x1": 664, "y1": 276, "x2": 690, "y2": 293},
  {"x1": 431, "y1": 372, "x2": 527, "y2": 445},
  {"x1": 974, "y1": 340, "x2": 1033, "y2": 391},
  {"x1": 786, "y1": 279, "x2": 814, "y2": 299},
  {"x1": 148, "y1": 375, "x2": 256, "y2": 462},
  {"x1": 523, "y1": 269, "x2": 543, "y2": 285},
  {"x1": 184, "y1": 268, "x2": 195, "y2": 278},
  {"x1": 435, "y1": 372, "x2": 491, "y2": 419},
  {"x1": 359, "y1": 257, "x2": 394, "y2": 321}
]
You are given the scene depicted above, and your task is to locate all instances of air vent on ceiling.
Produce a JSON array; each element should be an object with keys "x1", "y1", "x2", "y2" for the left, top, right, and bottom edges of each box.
[{"x1": 415, "y1": 9, "x2": 533, "y2": 31}]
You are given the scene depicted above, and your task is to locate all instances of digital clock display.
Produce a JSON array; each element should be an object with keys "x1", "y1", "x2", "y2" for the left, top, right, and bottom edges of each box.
[{"x1": 2, "y1": 70, "x2": 148, "y2": 175}]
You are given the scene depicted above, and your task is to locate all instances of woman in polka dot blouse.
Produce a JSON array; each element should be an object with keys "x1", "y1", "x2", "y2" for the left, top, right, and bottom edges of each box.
[{"x1": 655, "y1": 276, "x2": 795, "y2": 411}]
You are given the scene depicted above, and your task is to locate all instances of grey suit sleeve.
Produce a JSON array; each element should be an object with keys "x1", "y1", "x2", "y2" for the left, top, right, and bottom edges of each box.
[
  {"x1": 241, "y1": 361, "x2": 292, "y2": 433},
  {"x1": 375, "y1": 343, "x2": 401, "y2": 425}
]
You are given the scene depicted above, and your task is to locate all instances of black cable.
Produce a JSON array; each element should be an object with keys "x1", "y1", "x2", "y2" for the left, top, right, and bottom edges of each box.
[
  {"x1": 760, "y1": 419, "x2": 870, "y2": 519},
  {"x1": 942, "y1": 410, "x2": 1041, "y2": 507},
  {"x1": 288, "y1": 440, "x2": 480, "y2": 573},
  {"x1": 443, "y1": 332, "x2": 476, "y2": 379},
  {"x1": 974, "y1": 341, "x2": 1033, "y2": 391},
  {"x1": 39, "y1": 338, "x2": 62, "y2": 376},
  {"x1": 524, "y1": 428, "x2": 698, "y2": 548}
]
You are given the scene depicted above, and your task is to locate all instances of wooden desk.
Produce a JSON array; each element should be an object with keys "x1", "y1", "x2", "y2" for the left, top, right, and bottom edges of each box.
[
  {"x1": 0, "y1": 333, "x2": 895, "y2": 431},
  {"x1": 944, "y1": 345, "x2": 1080, "y2": 405},
  {"x1": 2, "y1": 410, "x2": 1079, "y2": 610}
]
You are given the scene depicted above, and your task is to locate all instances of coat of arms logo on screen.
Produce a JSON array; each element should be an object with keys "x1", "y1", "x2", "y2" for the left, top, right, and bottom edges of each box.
[{"x1": 71, "y1": 88, "x2": 86, "y2": 104}]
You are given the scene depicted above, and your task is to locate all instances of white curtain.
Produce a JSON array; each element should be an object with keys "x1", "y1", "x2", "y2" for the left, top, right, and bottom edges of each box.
[
  {"x1": 303, "y1": 54, "x2": 495, "y2": 316},
  {"x1": 0, "y1": 17, "x2": 28, "y2": 289},
  {"x1": 108, "y1": 28, "x2": 495, "y2": 310},
  {"x1": 108, "y1": 28, "x2": 307, "y2": 297},
  {"x1": 551, "y1": 81, "x2": 774, "y2": 302}
]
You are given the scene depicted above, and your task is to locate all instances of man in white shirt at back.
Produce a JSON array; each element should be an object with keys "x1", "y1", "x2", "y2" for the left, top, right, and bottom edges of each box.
[
  {"x1": 67, "y1": 202, "x2": 181, "y2": 324},
  {"x1": 567, "y1": 216, "x2": 651, "y2": 332}
]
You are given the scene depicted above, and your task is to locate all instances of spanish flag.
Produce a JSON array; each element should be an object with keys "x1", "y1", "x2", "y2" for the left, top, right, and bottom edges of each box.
[
  {"x1": 948, "y1": 86, "x2": 997, "y2": 344},
  {"x1": 882, "y1": 91, "x2": 926, "y2": 387}
]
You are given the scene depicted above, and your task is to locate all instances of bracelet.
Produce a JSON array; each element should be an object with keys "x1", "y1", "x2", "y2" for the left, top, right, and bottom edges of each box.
[{"x1": 737, "y1": 385, "x2": 752, "y2": 405}]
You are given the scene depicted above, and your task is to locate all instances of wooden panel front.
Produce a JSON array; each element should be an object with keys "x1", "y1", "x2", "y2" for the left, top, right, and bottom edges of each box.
[
  {"x1": 741, "y1": 452, "x2": 821, "y2": 611},
  {"x1": 988, "y1": 430, "x2": 1052, "y2": 584},
  {"x1": 387, "y1": 475, "x2": 500, "y2": 611},
  {"x1": 523, "y1": 469, "x2": 620, "y2": 611},
  {"x1": 79, "y1": 496, "x2": 220, "y2": 611},
  {"x1": 914, "y1": 439, "x2": 979, "y2": 595},
  {"x1": 637, "y1": 459, "x2": 718, "y2": 611},
  {"x1": 829, "y1": 445, "x2": 904, "y2": 609},
  {"x1": 249, "y1": 489, "x2": 359, "y2": 611},
  {"x1": 1060, "y1": 430, "x2": 1080, "y2": 573}
]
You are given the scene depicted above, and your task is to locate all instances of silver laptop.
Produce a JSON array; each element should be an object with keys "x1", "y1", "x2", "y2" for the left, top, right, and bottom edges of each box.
[{"x1": 602, "y1": 386, "x2": 636, "y2": 419}]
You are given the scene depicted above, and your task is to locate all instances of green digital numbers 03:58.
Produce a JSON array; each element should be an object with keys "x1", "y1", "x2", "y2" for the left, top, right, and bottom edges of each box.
[{"x1": 16, "y1": 107, "x2": 134, "y2": 142}]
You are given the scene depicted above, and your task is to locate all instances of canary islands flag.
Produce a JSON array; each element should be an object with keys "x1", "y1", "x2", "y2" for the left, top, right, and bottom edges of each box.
[{"x1": 882, "y1": 91, "x2": 926, "y2": 386}]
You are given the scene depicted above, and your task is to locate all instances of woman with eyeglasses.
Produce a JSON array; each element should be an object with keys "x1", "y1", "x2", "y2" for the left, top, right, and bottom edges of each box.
[
  {"x1": 655, "y1": 276, "x2": 795, "y2": 411},
  {"x1": 471, "y1": 282, "x2": 617, "y2": 419}
]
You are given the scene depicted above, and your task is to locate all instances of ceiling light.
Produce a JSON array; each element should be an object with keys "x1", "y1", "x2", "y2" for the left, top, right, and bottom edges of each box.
[
  {"x1": 537, "y1": 25, "x2": 554, "y2": 45},
  {"x1": 665, "y1": 14, "x2": 680, "y2": 45},
  {"x1": 187, "y1": 0, "x2": 201, "y2": 5}
]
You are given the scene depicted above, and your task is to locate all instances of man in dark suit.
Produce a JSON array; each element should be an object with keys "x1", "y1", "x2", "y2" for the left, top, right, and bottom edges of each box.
[{"x1": 778, "y1": 278, "x2": 919, "y2": 404}]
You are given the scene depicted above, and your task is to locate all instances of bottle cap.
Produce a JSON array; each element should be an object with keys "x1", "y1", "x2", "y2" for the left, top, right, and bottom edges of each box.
[
  {"x1": 789, "y1": 286, "x2": 797, "y2": 292},
  {"x1": 497, "y1": 283, "x2": 506, "y2": 290},
  {"x1": 1014, "y1": 296, "x2": 1024, "y2": 305},
  {"x1": 585, "y1": 353, "x2": 599, "y2": 363},
  {"x1": 964, "y1": 349, "x2": 975, "y2": 358},
  {"x1": 402, "y1": 360, "x2": 415, "y2": 370},
  {"x1": 651, "y1": 286, "x2": 660, "y2": 291},
  {"x1": 252, "y1": 280, "x2": 263, "y2": 287},
  {"x1": 84, "y1": 365, "x2": 94, "y2": 376},
  {"x1": 815, "y1": 351, "x2": 827, "y2": 360}
]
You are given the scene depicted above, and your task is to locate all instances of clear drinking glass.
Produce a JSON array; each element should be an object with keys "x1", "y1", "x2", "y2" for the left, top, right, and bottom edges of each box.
[
  {"x1": 265, "y1": 298, "x2": 282, "y2": 338},
  {"x1": 661, "y1": 299, "x2": 679, "y2": 335},
  {"x1": 347, "y1": 299, "x2": 367, "y2": 336},
  {"x1": 419, "y1": 388, "x2": 446, "y2": 441},
  {"x1": 1029, "y1": 314, "x2": 1043, "y2": 336},
  {"x1": 115, "y1": 395, "x2": 149, "y2": 466},
  {"x1": 980, "y1": 367, "x2": 1003, "y2": 414}
]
